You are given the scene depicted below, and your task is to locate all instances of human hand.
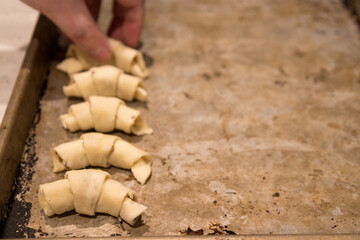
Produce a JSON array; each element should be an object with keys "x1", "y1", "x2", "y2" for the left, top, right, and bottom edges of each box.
[{"x1": 21, "y1": 0, "x2": 144, "y2": 61}]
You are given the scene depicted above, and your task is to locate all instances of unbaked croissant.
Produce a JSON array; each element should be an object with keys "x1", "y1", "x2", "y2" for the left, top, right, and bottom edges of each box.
[
  {"x1": 57, "y1": 38, "x2": 148, "y2": 78},
  {"x1": 52, "y1": 133, "x2": 151, "y2": 185},
  {"x1": 60, "y1": 96, "x2": 153, "y2": 135},
  {"x1": 38, "y1": 169, "x2": 147, "y2": 225},
  {"x1": 64, "y1": 65, "x2": 147, "y2": 102}
]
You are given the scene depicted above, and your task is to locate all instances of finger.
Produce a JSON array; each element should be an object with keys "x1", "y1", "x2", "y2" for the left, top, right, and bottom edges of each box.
[
  {"x1": 108, "y1": 0, "x2": 144, "y2": 48},
  {"x1": 22, "y1": 0, "x2": 111, "y2": 61},
  {"x1": 42, "y1": 0, "x2": 101, "y2": 41},
  {"x1": 49, "y1": 0, "x2": 102, "y2": 48}
]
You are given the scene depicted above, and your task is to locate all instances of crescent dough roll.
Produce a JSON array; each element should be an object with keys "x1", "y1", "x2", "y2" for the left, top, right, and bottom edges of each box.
[
  {"x1": 64, "y1": 65, "x2": 147, "y2": 102},
  {"x1": 38, "y1": 169, "x2": 147, "y2": 225},
  {"x1": 51, "y1": 132, "x2": 152, "y2": 185},
  {"x1": 60, "y1": 96, "x2": 153, "y2": 135},
  {"x1": 57, "y1": 38, "x2": 148, "y2": 78}
]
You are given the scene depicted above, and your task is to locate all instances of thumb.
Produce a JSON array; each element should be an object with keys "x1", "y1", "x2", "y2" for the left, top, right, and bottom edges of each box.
[{"x1": 22, "y1": 0, "x2": 112, "y2": 61}]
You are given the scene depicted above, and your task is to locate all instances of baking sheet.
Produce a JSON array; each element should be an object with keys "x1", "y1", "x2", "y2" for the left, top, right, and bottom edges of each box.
[{"x1": 2, "y1": 0, "x2": 360, "y2": 238}]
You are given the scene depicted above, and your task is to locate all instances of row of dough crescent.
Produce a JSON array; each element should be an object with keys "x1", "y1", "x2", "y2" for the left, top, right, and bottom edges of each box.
[{"x1": 40, "y1": 41, "x2": 151, "y2": 225}]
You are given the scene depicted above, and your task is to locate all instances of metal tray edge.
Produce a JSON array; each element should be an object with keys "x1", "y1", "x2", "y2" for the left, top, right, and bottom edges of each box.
[{"x1": 0, "y1": 15, "x2": 58, "y2": 221}]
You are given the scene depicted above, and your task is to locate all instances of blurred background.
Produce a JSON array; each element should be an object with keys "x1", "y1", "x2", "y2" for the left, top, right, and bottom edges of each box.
[{"x1": 0, "y1": 1, "x2": 37, "y2": 123}]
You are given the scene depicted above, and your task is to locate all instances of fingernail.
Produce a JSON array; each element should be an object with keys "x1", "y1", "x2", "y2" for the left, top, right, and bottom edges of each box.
[{"x1": 92, "y1": 46, "x2": 112, "y2": 62}]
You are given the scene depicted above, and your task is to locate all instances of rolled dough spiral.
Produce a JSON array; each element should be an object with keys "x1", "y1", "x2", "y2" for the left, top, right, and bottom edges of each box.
[
  {"x1": 52, "y1": 133, "x2": 151, "y2": 185},
  {"x1": 57, "y1": 38, "x2": 148, "y2": 78},
  {"x1": 38, "y1": 169, "x2": 147, "y2": 225},
  {"x1": 64, "y1": 65, "x2": 147, "y2": 102},
  {"x1": 60, "y1": 96, "x2": 153, "y2": 135}
]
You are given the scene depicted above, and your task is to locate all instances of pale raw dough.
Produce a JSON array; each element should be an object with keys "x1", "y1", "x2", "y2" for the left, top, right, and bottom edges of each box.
[
  {"x1": 60, "y1": 96, "x2": 153, "y2": 135},
  {"x1": 63, "y1": 65, "x2": 147, "y2": 102},
  {"x1": 52, "y1": 133, "x2": 152, "y2": 185},
  {"x1": 38, "y1": 169, "x2": 147, "y2": 225},
  {"x1": 56, "y1": 38, "x2": 148, "y2": 78}
]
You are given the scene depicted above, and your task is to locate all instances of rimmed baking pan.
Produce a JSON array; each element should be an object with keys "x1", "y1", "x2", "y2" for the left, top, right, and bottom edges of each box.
[{"x1": 1, "y1": 0, "x2": 360, "y2": 239}]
